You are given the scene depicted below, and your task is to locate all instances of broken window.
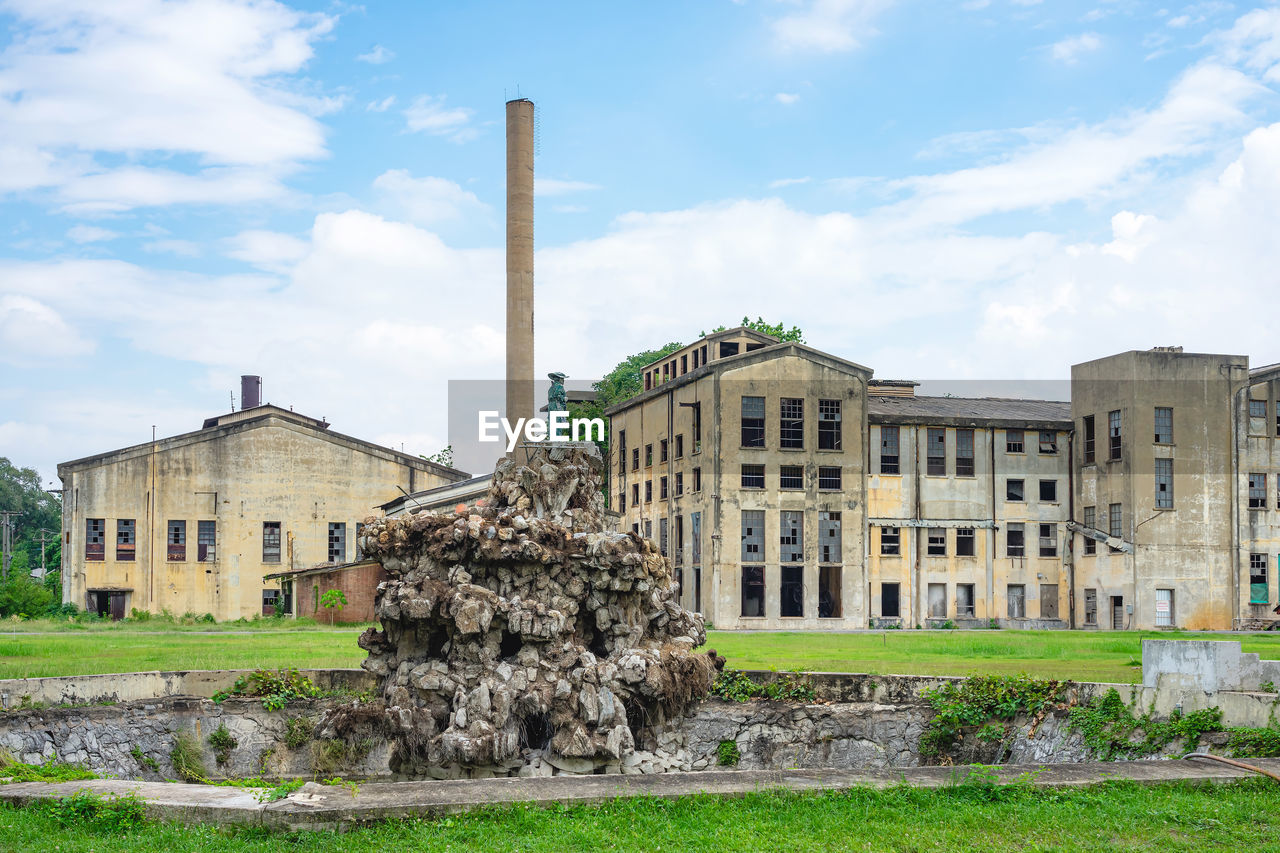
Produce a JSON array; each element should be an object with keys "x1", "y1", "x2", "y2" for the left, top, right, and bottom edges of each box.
[
  {"x1": 681, "y1": 354, "x2": 688, "y2": 374},
  {"x1": 262, "y1": 588, "x2": 280, "y2": 616},
  {"x1": 1006, "y1": 429, "x2": 1024, "y2": 453},
  {"x1": 1250, "y1": 399, "x2": 1267, "y2": 434},
  {"x1": 1007, "y1": 584, "x2": 1026, "y2": 618},
  {"x1": 1084, "y1": 589, "x2": 1098, "y2": 624},
  {"x1": 700, "y1": 344, "x2": 708, "y2": 365},
  {"x1": 645, "y1": 444, "x2": 653, "y2": 467},
  {"x1": 780, "y1": 511, "x2": 803, "y2": 562},
  {"x1": 819, "y1": 511, "x2": 841, "y2": 563},
  {"x1": 818, "y1": 399, "x2": 841, "y2": 450},
  {"x1": 741, "y1": 464, "x2": 765, "y2": 489},
  {"x1": 116, "y1": 519, "x2": 135, "y2": 561},
  {"x1": 957, "y1": 584, "x2": 975, "y2": 618},
  {"x1": 632, "y1": 448, "x2": 640, "y2": 471},
  {"x1": 819, "y1": 566, "x2": 841, "y2": 618},
  {"x1": 660, "y1": 439, "x2": 668, "y2": 463},
  {"x1": 659, "y1": 517, "x2": 668, "y2": 557},
  {"x1": 882, "y1": 582, "x2": 900, "y2": 618},
  {"x1": 1039, "y1": 479, "x2": 1057, "y2": 502},
  {"x1": 617, "y1": 430, "x2": 627, "y2": 476},
  {"x1": 1038, "y1": 430, "x2": 1058, "y2": 454},
  {"x1": 779, "y1": 465, "x2": 803, "y2": 490},
  {"x1": 741, "y1": 566, "x2": 765, "y2": 617},
  {"x1": 880, "y1": 426, "x2": 900, "y2": 474},
  {"x1": 1006, "y1": 523, "x2": 1025, "y2": 557},
  {"x1": 780, "y1": 398, "x2": 804, "y2": 449},
  {"x1": 618, "y1": 491, "x2": 626, "y2": 512},
  {"x1": 928, "y1": 583, "x2": 946, "y2": 618},
  {"x1": 263, "y1": 522, "x2": 281, "y2": 563},
  {"x1": 1108, "y1": 410, "x2": 1122, "y2": 460},
  {"x1": 645, "y1": 480, "x2": 653, "y2": 502},
  {"x1": 692, "y1": 467, "x2": 702, "y2": 492},
  {"x1": 926, "y1": 428, "x2": 946, "y2": 475},
  {"x1": 741, "y1": 510, "x2": 764, "y2": 561},
  {"x1": 168, "y1": 520, "x2": 186, "y2": 561},
  {"x1": 1082, "y1": 506, "x2": 1096, "y2": 555},
  {"x1": 1251, "y1": 553, "x2": 1269, "y2": 604},
  {"x1": 631, "y1": 483, "x2": 640, "y2": 506},
  {"x1": 1007, "y1": 479, "x2": 1025, "y2": 502},
  {"x1": 1109, "y1": 503, "x2": 1123, "y2": 547},
  {"x1": 675, "y1": 472, "x2": 684, "y2": 496},
  {"x1": 1083, "y1": 415, "x2": 1095, "y2": 464},
  {"x1": 674, "y1": 434, "x2": 684, "y2": 458},
  {"x1": 880, "y1": 526, "x2": 900, "y2": 556},
  {"x1": 692, "y1": 402, "x2": 702, "y2": 453},
  {"x1": 956, "y1": 429, "x2": 975, "y2": 477},
  {"x1": 927, "y1": 528, "x2": 946, "y2": 556},
  {"x1": 818, "y1": 466, "x2": 841, "y2": 490},
  {"x1": 1155, "y1": 458, "x2": 1173, "y2": 509},
  {"x1": 691, "y1": 512, "x2": 702, "y2": 565},
  {"x1": 645, "y1": 372, "x2": 652, "y2": 391},
  {"x1": 198, "y1": 520, "x2": 216, "y2": 562},
  {"x1": 85, "y1": 518, "x2": 105, "y2": 561},
  {"x1": 1154, "y1": 407, "x2": 1173, "y2": 444},
  {"x1": 780, "y1": 566, "x2": 803, "y2": 617},
  {"x1": 675, "y1": 515, "x2": 683, "y2": 565},
  {"x1": 1038, "y1": 524, "x2": 1056, "y2": 557},
  {"x1": 721, "y1": 341, "x2": 740, "y2": 358},
  {"x1": 741, "y1": 396, "x2": 765, "y2": 448},
  {"x1": 660, "y1": 476, "x2": 668, "y2": 499},
  {"x1": 956, "y1": 527, "x2": 975, "y2": 557},
  {"x1": 1250, "y1": 473, "x2": 1267, "y2": 509},
  {"x1": 328, "y1": 522, "x2": 346, "y2": 563}
]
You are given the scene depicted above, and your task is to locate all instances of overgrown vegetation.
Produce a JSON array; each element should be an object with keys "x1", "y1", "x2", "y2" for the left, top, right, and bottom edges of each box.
[
  {"x1": 212, "y1": 668, "x2": 322, "y2": 711},
  {"x1": 710, "y1": 669, "x2": 816, "y2": 703},
  {"x1": 129, "y1": 746, "x2": 159, "y2": 772},
  {"x1": 169, "y1": 731, "x2": 207, "y2": 783},
  {"x1": 284, "y1": 716, "x2": 314, "y2": 749},
  {"x1": 1068, "y1": 689, "x2": 1224, "y2": 760},
  {"x1": 208, "y1": 724, "x2": 238, "y2": 766},
  {"x1": 716, "y1": 740, "x2": 740, "y2": 767},
  {"x1": 0, "y1": 751, "x2": 97, "y2": 784},
  {"x1": 33, "y1": 790, "x2": 148, "y2": 832},
  {"x1": 1226, "y1": 726, "x2": 1280, "y2": 758},
  {"x1": 919, "y1": 675, "x2": 1068, "y2": 758}
]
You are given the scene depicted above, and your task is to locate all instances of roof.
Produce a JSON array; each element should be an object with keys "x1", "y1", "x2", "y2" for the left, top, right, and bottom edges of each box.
[
  {"x1": 380, "y1": 473, "x2": 494, "y2": 515},
  {"x1": 638, "y1": 326, "x2": 779, "y2": 371},
  {"x1": 869, "y1": 395, "x2": 1072, "y2": 429},
  {"x1": 263, "y1": 558, "x2": 382, "y2": 581}
]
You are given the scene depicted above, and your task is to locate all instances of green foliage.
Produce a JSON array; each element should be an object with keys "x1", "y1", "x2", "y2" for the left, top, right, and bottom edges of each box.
[
  {"x1": 1261, "y1": 681, "x2": 1276, "y2": 693},
  {"x1": 0, "y1": 457, "x2": 62, "y2": 582},
  {"x1": 129, "y1": 746, "x2": 159, "y2": 772},
  {"x1": 1067, "y1": 689, "x2": 1224, "y2": 760},
  {"x1": 919, "y1": 675, "x2": 1067, "y2": 757},
  {"x1": 1227, "y1": 726, "x2": 1280, "y2": 758},
  {"x1": 420, "y1": 445, "x2": 454, "y2": 468},
  {"x1": 0, "y1": 574, "x2": 55, "y2": 620},
  {"x1": 949, "y1": 764, "x2": 1043, "y2": 803},
  {"x1": 710, "y1": 669, "x2": 816, "y2": 703},
  {"x1": 215, "y1": 668, "x2": 322, "y2": 711},
  {"x1": 284, "y1": 716, "x2": 313, "y2": 749},
  {"x1": 255, "y1": 778, "x2": 305, "y2": 803},
  {"x1": 309, "y1": 739, "x2": 350, "y2": 776},
  {"x1": 716, "y1": 740, "x2": 740, "y2": 767},
  {"x1": 169, "y1": 731, "x2": 208, "y2": 783},
  {"x1": 35, "y1": 789, "x2": 148, "y2": 832},
  {"x1": 323, "y1": 776, "x2": 360, "y2": 798},
  {"x1": 208, "y1": 724, "x2": 238, "y2": 765},
  {"x1": 0, "y1": 751, "x2": 97, "y2": 784},
  {"x1": 319, "y1": 589, "x2": 347, "y2": 625},
  {"x1": 701, "y1": 317, "x2": 805, "y2": 343}
]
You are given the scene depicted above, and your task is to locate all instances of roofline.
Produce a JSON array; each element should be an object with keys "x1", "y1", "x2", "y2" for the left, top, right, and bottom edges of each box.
[
  {"x1": 638, "y1": 326, "x2": 779, "y2": 371},
  {"x1": 379, "y1": 474, "x2": 494, "y2": 512},
  {"x1": 1071, "y1": 349, "x2": 1248, "y2": 370},
  {"x1": 263, "y1": 558, "x2": 382, "y2": 581},
  {"x1": 1250, "y1": 362, "x2": 1280, "y2": 382},
  {"x1": 868, "y1": 413, "x2": 1073, "y2": 430}
]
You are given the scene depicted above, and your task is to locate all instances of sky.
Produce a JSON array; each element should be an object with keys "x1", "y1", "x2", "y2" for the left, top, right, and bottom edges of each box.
[{"x1": 3, "y1": 0, "x2": 1280, "y2": 484}]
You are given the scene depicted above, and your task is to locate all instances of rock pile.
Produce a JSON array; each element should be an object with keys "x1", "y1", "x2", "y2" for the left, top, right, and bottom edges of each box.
[{"x1": 354, "y1": 442, "x2": 720, "y2": 778}]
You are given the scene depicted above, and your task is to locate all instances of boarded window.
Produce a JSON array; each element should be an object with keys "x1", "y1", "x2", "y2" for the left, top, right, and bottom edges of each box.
[
  {"x1": 85, "y1": 518, "x2": 105, "y2": 562},
  {"x1": 1006, "y1": 429, "x2": 1024, "y2": 453},
  {"x1": 168, "y1": 520, "x2": 186, "y2": 561},
  {"x1": 818, "y1": 399, "x2": 841, "y2": 450},
  {"x1": 1084, "y1": 589, "x2": 1098, "y2": 624},
  {"x1": 1108, "y1": 410, "x2": 1122, "y2": 460},
  {"x1": 1082, "y1": 506, "x2": 1096, "y2": 555},
  {"x1": 819, "y1": 566, "x2": 841, "y2": 618},
  {"x1": 741, "y1": 511, "x2": 764, "y2": 561},
  {"x1": 957, "y1": 584, "x2": 975, "y2": 617},
  {"x1": 780, "y1": 511, "x2": 803, "y2": 563},
  {"x1": 741, "y1": 566, "x2": 765, "y2": 617},
  {"x1": 1249, "y1": 473, "x2": 1267, "y2": 509},
  {"x1": 926, "y1": 428, "x2": 946, "y2": 475},
  {"x1": 882, "y1": 582, "x2": 900, "y2": 618},
  {"x1": 927, "y1": 528, "x2": 946, "y2": 556},
  {"x1": 779, "y1": 465, "x2": 803, "y2": 490},
  {"x1": 819, "y1": 511, "x2": 841, "y2": 563},
  {"x1": 1007, "y1": 584, "x2": 1026, "y2": 619},
  {"x1": 818, "y1": 466, "x2": 841, "y2": 490},
  {"x1": 691, "y1": 512, "x2": 702, "y2": 565},
  {"x1": 197, "y1": 520, "x2": 216, "y2": 562},
  {"x1": 1038, "y1": 431, "x2": 1058, "y2": 454},
  {"x1": 116, "y1": 519, "x2": 135, "y2": 561},
  {"x1": 741, "y1": 464, "x2": 765, "y2": 489},
  {"x1": 1155, "y1": 588, "x2": 1174, "y2": 627},
  {"x1": 328, "y1": 522, "x2": 346, "y2": 563},
  {"x1": 1041, "y1": 584, "x2": 1060, "y2": 619},
  {"x1": 1083, "y1": 415, "x2": 1095, "y2": 463},
  {"x1": 263, "y1": 522, "x2": 281, "y2": 563},
  {"x1": 780, "y1": 398, "x2": 804, "y2": 449},
  {"x1": 881, "y1": 526, "x2": 900, "y2": 556},
  {"x1": 1154, "y1": 407, "x2": 1173, "y2": 444},
  {"x1": 1006, "y1": 523, "x2": 1025, "y2": 557},
  {"x1": 1039, "y1": 479, "x2": 1057, "y2": 502},
  {"x1": 1038, "y1": 524, "x2": 1056, "y2": 557},
  {"x1": 880, "y1": 426, "x2": 900, "y2": 474},
  {"x1": 956, "y1": 429, "x2": 975, "y2": 476},
  {"x1": 780, "y1": 566, "x2": 803, "y2": 617},
  {"x1": 1007, "y1": 479, "x2": 1025, "y2": 502},
  {"x1": 1155, "y1": 458, "x2": 1173, "y2": 509},
  {"x1": 956, "y1": 527, "x2": 975, "y2": 557},
  {"x1": 1250, "y1": 553, "x2": 1269, "y2": 604}
]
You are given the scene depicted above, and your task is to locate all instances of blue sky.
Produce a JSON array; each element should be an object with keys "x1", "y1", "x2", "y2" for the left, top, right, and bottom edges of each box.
[{"x1": 3, "y1": 0, "x2": 1280, "y2": 482}]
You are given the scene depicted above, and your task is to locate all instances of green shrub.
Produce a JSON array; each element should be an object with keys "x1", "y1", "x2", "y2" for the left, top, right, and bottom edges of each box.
[
  {"x1": 711, "y1": 670, "x2": 816, "y2": 703},
  {"x1": 129, "y1": 746, "x2": 159, "y2": 772},
  {"x1": 1227, "y1": 727, "x2": 1280, "y2": 758},
  {"x1": 213, "y1": 668, "x2": 321, "y2": 711},
  {"x1": 284, "y1": 716, "x2": 313, "y2": 749},
  {"x1": 716, "y1": 740, "x2": 740, "y2": 767},
  {"x1": 0, "y1": 751, "x2": 97, "y2": 784},
  {"x1": 920, "y1": 675, "x2": 1067, "y2": 757},
  {"x1": 1068, "y1": 689, "x2": 1223, "y2": 760},
  {"x1": 37, "y1": 790, "x2": 148, "y2": 831},
  {"x1": 169, "y1": 731, "x2": 207, "y2": 783},
  {"x1": 208, "y1": 724, "x2": 238, "y2": 765}
]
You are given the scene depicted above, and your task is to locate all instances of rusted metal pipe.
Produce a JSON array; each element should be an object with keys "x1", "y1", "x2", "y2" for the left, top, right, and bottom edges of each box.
[{"x1": 1184, "y1": 752, "x2": 1280, "y2": 783}]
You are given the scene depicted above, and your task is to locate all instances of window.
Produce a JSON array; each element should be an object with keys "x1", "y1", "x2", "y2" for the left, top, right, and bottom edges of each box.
[
  {"x1": 632, "y1": 448, "x2": 640, "y2": 472},
  {"x1": 780, "y1": 398, "x2": 804, "y2": 449},
  {"x1": 85, "y1": 518, "x2": 105, "y2": 561},
  {"x1": 645, "y1": 372, "x2": 652, "y2": 391},
  {"x1": 780, "y1": 566, "x2": 803, "y2": 618},
  {"x1": 1082, "y1": 507, "x2": 1096, "y2": 555},
  {"x1": 262, "y1": 588, "x2": 280, "y2": 616},
  {"x1": 1251, "y1": 554, "x2": 1269, "y2": 604},
  {"x1": 956, "y1": 528, "x2": 975, "y2": 557},
  {"x1": 927, "y1": 428, "x2": 946, "y2": 476},
  {"x1": 1154, "y1": 407, "x2": 1173, "y2": 444},
  {"x1": 819, "y1": 566, "x2": 842, "y2": 618},
  {"x1": 956, "y1": 429, "x2": 975, "y2": 477},
  {"x1": 693, "y1": 467, "x2": 702, "y2": 492},
  {"x1": 1007, "y1": 479, "x2": 1025, "y2": 502},
  {"x1": 818, "y1": 399, "x2": 842, "y2": 450},
  {"x1": 1155, "y1": 588, "x2": 1174, "y2": 627},
  {"x1": 700, "y1": 345, "x2": 708, "y2": 366},
  {"x1": 818, "y1": 466, "x2": 841, "y2": 490},
  {"x1": 1007, "y1": 584, "x2": 1026, "y2": 619},
  {"x1": 1249, "y1": 473, "x2": 1267, "y2": 509},
  {"x1": 1083, "y1": 415, "x2": 1095, "y2": 463},
  {"x1": 1006, "y1": 523, "x2": 1025, "y2": 557},
  {"x1": 328, "y1": 522, "x2": 346, "y2": 563},
  {"x1": 692, "y1": 401, "x2": 702, "y2": 453},
  {"x1": 675, "y1": 515, "x2": 683, "y2": 565},
  {"x1": 1250, "y1": 399, "x2": 1267, "y2": 434},
  {"x1": 1084, "y1": 589, "x2": 1098, "y2": 625},
  {"x1": 674, "y1": 434, "x2": 684, "y2": 459},
  {"x1": 1277, "y1": 401, "x2": 1280, "y2": 437},
  {"x1": 1108, "y1": 410, "x2": 1122, "y2": 460},
  {"x1": 1039, "y1": 479, "x2": 1057, "y2": 503},
  {"x1": 819, "y1": 512, "x2": 841, "y2": 563},
  {"x1": 882, "y1": 583, "x2": 900, "y2": 618},
  {"x1": 1038, "y1": 431, "x2": 1058, "y2": 454},
  {"x1": 741, "y1": 510, "x2": 764, "y2": 561},
  {"x1": 675, "y1": 472, "x2": 684, "y2": 496},
  {"x1": 116, "y1": 519, "x2": 135, "y2": 561},
  {"x1": 1006, "y1": 429, "x2": 1024, "y2": 453},
  {"x1": 691, "y1": 512, "x2": 701, "y2": 566},
  {"x1": 660, "y1": 476, "x2": 669, "y2": 499},
  {"x1": 928, "y1": 583, "x2": 947, "y2": 618},
  {"x1": 741, "y1": 464, "x2": 765, "y2": 489},
  {"x1": 660, "y1": 439, "x2": 668, "y2": 463},
  {"x1": 1038, "y1": 524, "x2": 1056, "y2": 557},
  {"x1": 632, "y1": 483, "x2": 640, "y2": 506},
  {"x1": 741, "y1": 396, "x2": 765, "y2": 447},
  {"x1": 741, "y1": 566, "x2": 765, "y2": 617},
  {"x1": 681, "y1": 354, "x2": 688, "y2": 374},
  {"x1": 618, "y1": 491, "x2": 626, "y2": 512},
  {"x1": 957, "y1": 584, "x2": 975, "y2": 617},
  {"x1": 168, "y1": 520, "x2": 186, "y2": 561},
  {"x1": 780, "y1": 511, "x2": 803, "y2": 563},
  {"x1": 880, "y1": 426, "x2": 900, "y2": 474},
  {"x1": 1155, "y1": 458, "x2": 1173, "y2": 509},
  {"x1": 263, "y1": 522, "x2": 281, "y2": 562},
  {"x1": 197, "y1": 520, "x2": 216, "y2": 562},
  {"x1": 645, "y1": 444, "x2": 653, "y2": 467},
  {"x1": 1109, "y1": 503, "x2": 1123, "y2": 542},
  {"x1": 880, "y1": 527, "x2": 900, "y2": 556},
  {"x1": 779, "y1": 465, "x2": 803, "y2": 490},
  {"x1": 617, "y1": 430, "x2": 627, "y2": 476},
  {"x1": 659, "y1": 517, "x2": 668, "y2": 557},
  {"x1": 645, "y1": 480, "x2": 653, "y2": 502},
  {"x1": 721, "y1": 341, "x2": 740, "y2": 358},
  {"x1": 644, "y1": 519, "x2": 652, "y2": 540},
  {"x1": 927, "y1": 528, "x2": 946, "y2": 556}
]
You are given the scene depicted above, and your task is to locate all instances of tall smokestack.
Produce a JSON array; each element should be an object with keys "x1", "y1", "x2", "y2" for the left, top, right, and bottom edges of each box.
[
  {"x1": 505, "y1": 98, "x2": 535, "y2": 426},
  {"x1": 240, "y1": 375, "x2": 261, "y2": 409}
]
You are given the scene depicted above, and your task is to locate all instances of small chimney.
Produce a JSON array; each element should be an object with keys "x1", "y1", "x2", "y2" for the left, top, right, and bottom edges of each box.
[{"x1": 240, "y1": 375, "x2": 262, "y2": 409}]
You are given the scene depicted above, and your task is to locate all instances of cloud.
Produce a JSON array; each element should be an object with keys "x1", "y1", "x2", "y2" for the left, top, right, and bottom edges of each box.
[
  {"x1": 224, "y1": 229, "x2": 309, "y2": 273},
  {"x1": 403, "y1": 95, "x2": 477, "y2": 142},
  {"x1": 142, "y1": 239, "x2": 201, "y2": 257},
  {"x1": 1214, "y1": 7, "x2": 1280, "y2": 82},
  {"x1": 774, "y1": 92, "x2": 800, "y2": 105},
  {"x1": 356, "y1": 44, "x2": 394, "y2": 64},
  {"x1": 0, "y1": 295, "x2": 94, "y2": 365},
  {"x1": 367, "y1": 95, "x2": 397, "y2": 113},
  {"x1": 772, "y1": 0, "x2": 895, "y2": 53},
  {"x1": 1049, "y1": 32, "x2": 1102, "y2": 63},
  {"x1": 768, "y1": 177, "x2": 811, "y2": 188},
  {"x1": 66, "y1": 225, "x2": 118, "y2": 243},
  {"x1": 372, "y1": 170, "x2": 488, "y2": 226},
  {"x1": 535, "y1": 178, "x2": 603, "y2": 197}
]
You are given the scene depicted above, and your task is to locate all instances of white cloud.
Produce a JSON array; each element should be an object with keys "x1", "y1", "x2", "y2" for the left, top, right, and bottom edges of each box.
[
  {"x1": 66, "y1": 225, "x2": 118, "y2": 243},
  {"x1": 224, "y1": 229, "x2": 309, "y2": 273},
  {"x1": 356, "y1": 44, "x2": 394, "y2": 64},
  {"x1": 1049, "y1": 32, "x2": 1102, "y2": 64},
  {"x1": 372, "y1": 170, "x2": 488, "y2": 226},
  {"x1": 367, "y1": 95, "x2": 397, "y2": 113},
  {"x1": 1214, "y1": 7, "x2": 1280, "y2": 82},
  {"x1": 403, "y1": 95, "x2": 477, "y2": 142},
  {"x1": 768, "y1": 177, "x2": 811, "y2": 188},
  {"x1": 775, "y1": 92, "x2": 801, "y2": 105},
  {"x1": 962, "y1": 0, "x2": 991, "y2": 11},
  {"x1": 535, "y1": 178, "x2": 603, "y2": 197},
  {"x1": 142, "y1": 239, "x2": 201, "y2": 257},
  {"x1": 772, "y1": 0, "x2": 895, "y2": 53},
  {"x1": 553, "y1": 204, "x2": 588, "y2": 213},
  {"x1": 0, "y1": 295, "x2": 94, "y2": 365},
  {"x1": 1169, "y1": 15, "x2": 1192, "y2": 28}
]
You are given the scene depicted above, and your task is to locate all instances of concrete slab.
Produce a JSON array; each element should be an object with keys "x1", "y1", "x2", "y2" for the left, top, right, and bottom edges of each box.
[{"x1": 2, "y1": 758, "x2": 1277, "y2": 833}]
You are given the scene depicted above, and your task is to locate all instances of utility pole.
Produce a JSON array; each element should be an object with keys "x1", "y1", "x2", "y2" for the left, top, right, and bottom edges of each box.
[
  {"x1": 0, "y1": 510, "x2": 18, "y2": 583},
  {"x1": 34, "y1": 528, "x2": 56, "y2": 580}
]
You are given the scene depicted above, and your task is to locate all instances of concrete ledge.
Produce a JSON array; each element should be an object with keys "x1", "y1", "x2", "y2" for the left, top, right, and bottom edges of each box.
[
  {"x1": 0, "y1": 669, "x2": 376, "y2": 709},
  {"x1": 2, "y1": 758, "x2": 1277, "y2": 832}
]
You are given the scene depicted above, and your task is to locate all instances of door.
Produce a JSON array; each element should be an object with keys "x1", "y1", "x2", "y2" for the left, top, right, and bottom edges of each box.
[
  {"x1": 108, "y1": 592, "x2": 126, "y2": 621},
  {"x1": 1155, "y1": 589, "x2": 1173, "y2": 627},
  {"x1": 928, "y1": 584, "x2": 947, "y2": 618},
  {"x1": 1040, "y1": 584, "x2": 1059, "y2": 620},
  {"x1": 1111, "y1": 596, "x2": 1125, "y2": 629}
]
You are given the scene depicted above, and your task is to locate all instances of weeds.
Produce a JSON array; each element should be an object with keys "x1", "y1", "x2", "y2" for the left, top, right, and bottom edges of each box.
[
  {"x1": 35, "y1": 790, "x2": 148, "y2": 832},
  {"x1": 716, "y1": 740, "x2": 740, "y2": 766},
  {"x1": 711, "y1": 670, "x2": 816, "y2": 703},
  {"x1": 169, "y1": 731, "x2": 207, "y2": 783},
  {"x1": 209, "y1": 724, "x2": 238, "y2": 765}
]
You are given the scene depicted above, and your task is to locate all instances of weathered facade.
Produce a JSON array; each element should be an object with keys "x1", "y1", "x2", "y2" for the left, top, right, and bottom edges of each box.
[{"x1": 58, "y1": 405, "x2": 467, "y2": 620}]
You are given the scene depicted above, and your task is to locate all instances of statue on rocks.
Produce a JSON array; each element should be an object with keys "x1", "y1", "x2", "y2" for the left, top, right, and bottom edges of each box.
[
  {"x1": 546, "y1": 371, "x2": 567, "y2": 416},
  {"x1": 349, "y1": 441, "x2": 721, "y2": 779}
]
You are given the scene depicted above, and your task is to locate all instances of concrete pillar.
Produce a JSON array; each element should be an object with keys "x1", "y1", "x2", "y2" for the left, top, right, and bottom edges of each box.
[{"x1": 505, "y1": 98, "x2": 535, "y2": 424}]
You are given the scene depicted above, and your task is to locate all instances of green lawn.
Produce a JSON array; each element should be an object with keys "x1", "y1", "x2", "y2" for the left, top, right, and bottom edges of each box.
[
  {"x1": 3, "y1": 626, "x2": 1280, "y2": 682},
  {"x1": 2, "y1": 780, "x2": 1278, "y2": 851}
]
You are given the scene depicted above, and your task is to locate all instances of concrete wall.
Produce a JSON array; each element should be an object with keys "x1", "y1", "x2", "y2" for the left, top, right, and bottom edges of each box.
[{"x1": 1240, "y1": 374, "x2": 1280, "y2": 621}]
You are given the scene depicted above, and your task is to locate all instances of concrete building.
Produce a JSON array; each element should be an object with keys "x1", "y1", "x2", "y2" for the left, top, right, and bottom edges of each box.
[{"x1": 58, "y1": 387, "x2": 467, "y2": 620}]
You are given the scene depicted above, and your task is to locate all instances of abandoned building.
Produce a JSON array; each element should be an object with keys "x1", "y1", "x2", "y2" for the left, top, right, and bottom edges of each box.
[
  {"x1": 57, "y1": 376, "x2": 468, "y2": 620},
  {"x1": 608, "y1": 333, "x2": 1280, "y2": 632}
]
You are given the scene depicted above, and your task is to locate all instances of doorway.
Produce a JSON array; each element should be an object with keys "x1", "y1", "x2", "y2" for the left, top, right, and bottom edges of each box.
[
  {"x1": 88, "y1": 590, "x2": 127, "y2": 621},
  {"x1": 1111, "y1": 595, "x2": 1125, "y2": 630}
]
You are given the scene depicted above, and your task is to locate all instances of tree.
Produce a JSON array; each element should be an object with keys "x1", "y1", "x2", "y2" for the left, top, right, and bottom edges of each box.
[
  {"x1": 0, "y1": 457, "x2": 61, "y2": 581},
  {"x1": 421, "y1": 445, "x2": 454, "y2": 468},
  {"x1": 319, "y1": 588, "x2": 347, "y2": 625},
  {"x1": 701, "y1": 316, "x2": 805, "y2": 343}
]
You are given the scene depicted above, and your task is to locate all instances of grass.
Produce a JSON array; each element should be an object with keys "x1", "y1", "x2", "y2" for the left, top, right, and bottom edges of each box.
[
  {"x1": 4, "y1": 627, "x2": 1280, "y2": 681},
  {"x1": 1, "y1": 780, "x2": 1279, "y2": 851},
  {"x1": 0, "y1": 616, "x2": 371, "y2": 634}
]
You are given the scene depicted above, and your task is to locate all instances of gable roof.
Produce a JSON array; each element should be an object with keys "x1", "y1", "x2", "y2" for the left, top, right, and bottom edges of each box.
[{"x1": 868, "y1": 395, "x2": 1071, "y2": 429}]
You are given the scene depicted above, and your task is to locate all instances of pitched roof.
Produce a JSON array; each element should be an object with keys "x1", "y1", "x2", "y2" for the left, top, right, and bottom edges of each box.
[{"x1": 868, "y1": 395, "x2": 1072, "y2": 428}]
